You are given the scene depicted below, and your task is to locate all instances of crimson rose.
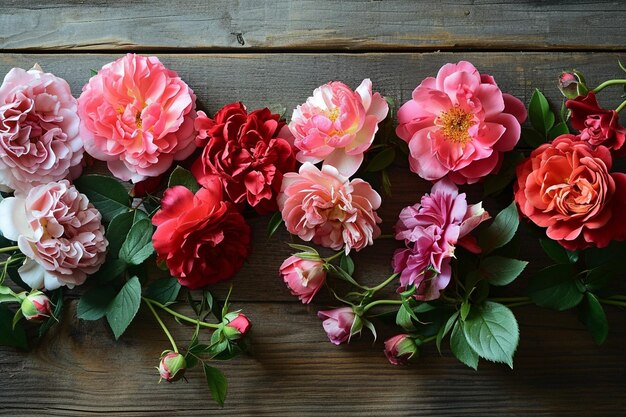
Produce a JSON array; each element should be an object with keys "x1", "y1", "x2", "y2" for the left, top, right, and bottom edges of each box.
[{"x1": 192, "y1": 102, "x2": 296, "y2": 214}]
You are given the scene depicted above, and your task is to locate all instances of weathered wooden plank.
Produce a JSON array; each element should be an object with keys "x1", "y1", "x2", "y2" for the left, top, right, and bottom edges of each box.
[
  {"x1": 1, "y1": 301, "x2": 625, "y2": 416},
  {"x1": 0, "y1": 1, "x2": 625, "y2": 51}
]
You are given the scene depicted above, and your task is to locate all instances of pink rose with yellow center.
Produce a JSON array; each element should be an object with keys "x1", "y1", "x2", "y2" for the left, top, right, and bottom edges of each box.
[{"x1": 78, "y1": 54, "x2": 197, "y2": 183}]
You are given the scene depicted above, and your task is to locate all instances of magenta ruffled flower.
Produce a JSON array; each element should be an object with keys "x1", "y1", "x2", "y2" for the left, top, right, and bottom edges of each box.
[
  {"x1": 78, "y1": 54, "x2": 197, "y2": 183},
  {"x1": 0, "y1": 180, "x2": 108, "y2": 290},
  {"x1": 392, "y1": 179, "x2": 489, "y2": 300},
  {"x1": 396, "y1": 61, "x2": 527, "y2": 184},
  {"x1": 289, "y1": 79, "x2": 389, "y2": 177},
  {"x1": 0, "y1": 65, "x2": 83, "y2": 192}
]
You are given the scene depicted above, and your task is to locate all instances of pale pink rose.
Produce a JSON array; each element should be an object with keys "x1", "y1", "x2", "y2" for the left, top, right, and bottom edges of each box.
[
  {"x1": 0, "y1": 180, "x2": 108, "y2": 290},
  {"x1": 279, "y1": 255, "x2": 326, "y2": 304},
  {"x1": 392, "y1": 179, "x2": 489, "y2": 300},
  {"x1": 317, "y1": 307, "x2": 359, "y2": 345},
  {"x1": 277, "y1": 162, "x2": 382, "y2": 253},
  {"x1": 397, "y1": 61, "x2": 527, "y2": 184},
  {"x1": 0, "y1": 65, "x2": 83, "y2": 192},
  {"x1": 289, "y1": 79, "x2": 389, "y2": 177},
  {"x1": 78, "y1": 54, "x2": 197, "y2": 183}
]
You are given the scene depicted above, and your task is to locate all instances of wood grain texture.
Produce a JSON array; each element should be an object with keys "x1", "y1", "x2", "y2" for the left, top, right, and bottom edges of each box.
[
  {"x1": 0, "y1": 52, "x2": 625, "y2": 415},
  {"x1": 1, "y1": 1, "x2": 626, "y2": 51}
]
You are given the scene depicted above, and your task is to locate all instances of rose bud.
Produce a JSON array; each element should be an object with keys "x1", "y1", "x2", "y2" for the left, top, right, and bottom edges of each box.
[
  {"x1": 317, "y1": 307, "x2": 361, "y2": 345},
  {"x1": 222, "y1": 312, "x2": 251, "y2": 340},
  {"x1": 558, "y1": 70, "x2": 588, "y2": 99},
  {"x1": 158, "y1": 351, "x2": 186, "y2": 382},
  {"x1": 279, "y1": 255, "x2": 326, "y2": 304},
  {"x1": 384, "y1": 334, "x2": 419, "y2": 365},
  {"x1": 20, "y1": 291, "x2": 52, "y2": 322}
]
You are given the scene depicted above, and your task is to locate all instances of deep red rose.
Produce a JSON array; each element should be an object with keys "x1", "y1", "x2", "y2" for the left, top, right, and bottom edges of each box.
[
  {"x1": 515, "y1": 135, "x2": 626, "y2": 250},
  {"x1": 192, "y1": 102, "x2": 296, "y2": 214},
  {"x1": 152, "y1": 179, "x2": 251, "y2": 289},
  {"x1": 566, "y1": 92, "x2": 626, "y2": 153}
]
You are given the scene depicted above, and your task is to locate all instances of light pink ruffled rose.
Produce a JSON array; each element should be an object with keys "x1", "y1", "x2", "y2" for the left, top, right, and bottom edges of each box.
[
  {"x1": 0, "y1": 65, "x2": 83, "y2": 192},
  {"x1": 279, "y1": 255, "x2": 326, "y2": 304},
  {"x1": 392, "y1": 179, "x2": 489, "y2": 300},
  {"x1": 0, "y1": 180, "x2": 108, "y2": 290},
  {"x1": 78, "y1": 54, "x2": 197, "y2": 183},
  {"x1": 277, "y1": 162, "x2": 382, "y2": 253},
  {"x1": 317, "y1": 307, "x2": 359, "y2": 345},
  {"x1": 396, "y1": 61, "x2": 527, "y2": 184},
  {"x1": 289, "y1": 79, "x2": 389, "y2": 177}
]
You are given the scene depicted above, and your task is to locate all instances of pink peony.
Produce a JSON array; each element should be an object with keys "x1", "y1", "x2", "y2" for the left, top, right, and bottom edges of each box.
[
  {"x1": 279, "y1": 255, "x2": 326, "y2": 304},
  {"x1": 78, "y1": 54, "x2": 197, "y2": 183},
  {"x1": 0, "y1": 180, "x2": 108, "y2": 290},
  {"x1": 392, "y1": 179, "x2": 490, "y2": 300},
  {"x1": 277, "y1": 162, "x2": 382, "y2": 253},
  {"x1": 289, "y1": 79, "x2": 389, "y2": 177},
  {"x1": 396, "y1": 61, "x2": 527, "y2": 184},
  {"x1": 0, "y1": 65, "x2": 83, "y2": 192},
  {"x1": 317, "y1": 307, "x2": 359, "y2": 345}
]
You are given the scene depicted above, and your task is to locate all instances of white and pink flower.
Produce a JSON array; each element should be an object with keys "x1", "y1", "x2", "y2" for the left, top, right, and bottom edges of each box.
[
  {"x1": 0, "y1": 65, "x2": 83, "y2": 192},
  {"x1": 289, "y1": 79, "x2": 388, "y2": 177}
]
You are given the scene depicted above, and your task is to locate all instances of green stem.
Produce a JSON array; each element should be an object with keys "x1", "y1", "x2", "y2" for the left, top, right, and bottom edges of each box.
[
  {"x1": 144, "y1": 299, "x2": 178, "y2": 353},
  {"x1": 504, "y1": 301, "x2": 533, "y2": 308},
  {"x1": 366, "y1": 273, "x2": 399, "y2": 293},
  {"x1": 421, "y1": 335, "x2": 437, "y2": 344},
  {"x1": 593, "y1": 79, "x2": 626, "y2": 93},
  {"x1": 323, "y1": 250, "x2": 344, "y2": 263},
  {"x1": 488, "y1": 297, "x2": 530, "y2": 304},
  {"x1": 0, "y1": 246, "x2": 19, "y2": 254},
  {"x1": 608, "y1": 295, "x2": 626, "y2": 301},
  {"x1": 599, "y1": 299, "x2": 626, "y2": 308},
  {"x1": 143, "y1": 297, "x2": 220, "y2": 329},
  {"x1": 363, "y1": 299, "x2": 403, "y2": 312},
  {"x1": 616, "y1": 99, "x2": 626, "y2": 113}
]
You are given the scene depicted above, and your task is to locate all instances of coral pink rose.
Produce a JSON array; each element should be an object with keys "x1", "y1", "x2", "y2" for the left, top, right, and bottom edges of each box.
[
  {"x1": 515, "y1": 135, "x2": 626, "y2": 250},
  {"x1": 566, "y1": 92, "x2": 626, "y2": 153},
  {"x1": 0, "y1": 65, "x2": 83, "y2": 192},
  {"x1": 78, "y1": 54, "x2": 197, "y2": 183},
  {"x1": 192, "y1": 102, "x2": 296, "y2": 214},
  {"x1": 277, "y1": 162, "x2": 382, "y2": 253},
  {"x1": 317, "y1": 307, "x2": 360, "y2": 345},
  {"x1": 0, "y1": 180, "x2": 108, "y2": 290},
  {"x1": 289, "y1": 79, "x2": 389, "y2": 177},
  {"x1": 151, "y1": 179, "x2": 251, "y2": 289},
  {"x1": 392, "y1": 179, "x2": 490, "y2": 300},
  {"x1": 396, "y1": 61, "x2": 527, "y2": 184},
  {"x1": 279, "y1": 255, "x2": 326, "y2": 304}
]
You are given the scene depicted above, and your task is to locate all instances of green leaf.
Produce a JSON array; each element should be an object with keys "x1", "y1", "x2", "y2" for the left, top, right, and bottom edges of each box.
[
  {"x1": 144, "y1": 278, "x2": 181, "y2": 306},
  {"x1": 547, "y1": 121, "x2": 570, "y2": 140},
  {"x1": 528, "y1": 264, "x2": 584, "y2": 311},
  {"x1": 91, "y1": 258, "x2": 127, "y2": 284},
  {"x1": 483, "y1": 152, "x2": 525, "y2": 197},
  {"x1": 462, "y1": 301, "x2": 519, "y2": 368},
  {"x1": 90, "y1": 68, "x2": 98, "y2": 76},
  {"x1": 540, "y1": 238, "x2": 578, "y2": 264},
  {"x1": 168, "y1": 166, "x2": 200, "y2": 193},
  {"x1": 460, "y1": 302, "x2": 471, "y2": 321},
  {"x1": 77, "y1": 285, "x2": 117, "y2": 321},
  {"x1": 106, "y1": 211, "x2": 135, "y2": 258},
  {"x1": 105, "y1": 277, "x2": 141, "y2": 340},
  {"x1": 287, "y1": 243, "x2": 319, "y2": 255},
  {"x1": 295, "y1": 252, "x2": 323, "y2": 261},
  {"x1": 479, "y1": 256, "x2": 528, "y2": 286},
  {"x1": 578, "y1": 292, "x2": 608, "y2": 345},
  {"x1": 74, "y1": 175, "x2": 131, "y2": 222},
  {"x1": 521, "y1": 127, "x2": 547, "y2": 148},
  {"x1": 396, "y1": 304, "x2": 416, "y2": 331},
  {"x1": 436, "y1": 311, "x2": 459, "y2": 353},
  {"x1": 203, "y1": 364, "x2": 228, "y2": 407},
  {"x1": 267, "y1": 211, "x2": 284, "y2": 239},
  {"x1": 37, "y1": 288, "x2": 64, "y2": 339},
  {"x1": 0, "y1": 304, "x2": 27, "y2": 349},
  {"x1": 119, "y1": 219, "x2": 154, "y2": 265},
  {"x1": 477, "y1": 202, "x2": 519, "y2": 254},
  {"x1": 450, "y1": 321, "x2": 479, "y2": 370},
  {"x1": 366, "y1": 147, "x2": 396, "y2": 172},
  {"x1": 529, "y1": 89, "x2": 555, "y2": 135},
  {"x1": 340, "y1": 253, "x2": 355, "y2": 276}
]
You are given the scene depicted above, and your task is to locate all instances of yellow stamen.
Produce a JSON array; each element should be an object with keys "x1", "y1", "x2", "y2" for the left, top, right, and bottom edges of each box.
[
  {"x1": 327, "y1": 107, "x2": 340, "y2": 122},
  {"x1": 437, "y1": 106, "x2": 474, "y2": 144}
]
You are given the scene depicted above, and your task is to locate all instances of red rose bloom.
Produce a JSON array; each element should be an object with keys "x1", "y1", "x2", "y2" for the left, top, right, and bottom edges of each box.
[
  {"x1": 192, "y1": 102, "x2": 296, "y2": 214},
  {"x1": 515, "y1": 134, "x2": 626, "y2": 250},
  {"x1": 566, "y1": 92, "x2": 626, "y2": 153},
  {"x1": 152, "y1": 179, "x2": 251, "y2": 289}
]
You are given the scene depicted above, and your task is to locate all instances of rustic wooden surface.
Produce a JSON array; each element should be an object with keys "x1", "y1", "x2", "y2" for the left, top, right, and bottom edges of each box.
[{"x1": 1, "y1": 2, "x2": 626, "y2": 416}]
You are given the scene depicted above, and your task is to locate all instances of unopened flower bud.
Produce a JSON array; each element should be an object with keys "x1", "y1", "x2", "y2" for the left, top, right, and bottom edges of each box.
[
  {"x1": 21, "y1": 291, "x2": 52, "y2": 322},
  {"x1": 384, "y1": 334, "x2": 419, "y2": 365},
  {"x1": 158, "y1": 351, "x2": 186, "y2": 382},
  {"x1": 222, "y1": 312, "x2": 251, "y2": 340},
  {"x1": 317, "y1": 307, "x2": 361, "y2": 345},
  {"x1": 558, "y1": 70, "x2": 588, "y2": 99}
]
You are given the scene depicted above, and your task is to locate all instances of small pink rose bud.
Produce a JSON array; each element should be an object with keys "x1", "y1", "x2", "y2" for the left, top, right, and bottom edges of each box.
[
  {"x1": 21, "y1": 291, "x2": 52, "y2": 322},
  {"x1": 384, "y1": 334, "x2": 419, "y2": 365},
  {"x1": 317, "y1": 307, "x2": 361, "y2": 345},
  {"x1": 279, "y1": 255, "x2": 326, "y2": 304},
  {"x1": 558, "y1": 70, "x2": 588, "y2": 99},
  {"x1": 223, "y1": 312, "x2": 251, "y2": 340},
  {"x1": 159, "y1": 351, "x2": 186, "y2": 382}
]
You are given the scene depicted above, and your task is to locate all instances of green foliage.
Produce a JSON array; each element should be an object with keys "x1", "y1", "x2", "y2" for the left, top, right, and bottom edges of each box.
[
  {"x1": 203, "y1": 364, "x2": 228, "y2": 407},
  {"x1": 483, "y1": 151, "x2": 525, "y2": 197},
  {"x1": 540, "y1": 238, "x2": 578, "y2": 264},
  {"x1": 168, "y1": 166, "x2": 200, "y2": 193},
  {"x1": 37, "y1": 288, "x2": 64, "y2": 340},
  {"x1": 479, "y1": 256, "x2": 528, "y2": 286},
  {"x1": 340, "y1": 253, "x2": 355, "y2": 276},
  {"x1": 0, "y1": 304, "x2": 27, "y2": 349},
  {"x1": 528, "y1": 265, "x2": 584, "y2": 311},
  {"x1": 266, "y1": 212, "x2": 284, "y2": 239},
  {"x1": 366, "y1": 147, "x2": 396, "y2": 172},
  {"x1": 144, "y1": 278, "x2": 181, "y2": 306},
  {"x1": 578, "y1": 292, "x2": 608, "y2": 345},
  {"x1": 119, "y1": 219, "x2": 154, "y2": 265},
  {"x1": 477, "y1": 202, "x2": 519, "y2": 254},
  {"x1": 529, "y1": 89, "x2": 555, "y2": 136},
  {"x1": 106, "y1": 211, "x2": 136, "y2": 257},
  {"x1": 106, "y1": 277, "x2": 142, "y2": 340},
  {"x1": 77, "y1": 286, "x2": 117, "y2": 321},
  {"x1": 450, "y1": 321, "x2": 479, "y2": 370},
  {"x1": 74, "y1": 175, "x2": 131, "y2": 222}
]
